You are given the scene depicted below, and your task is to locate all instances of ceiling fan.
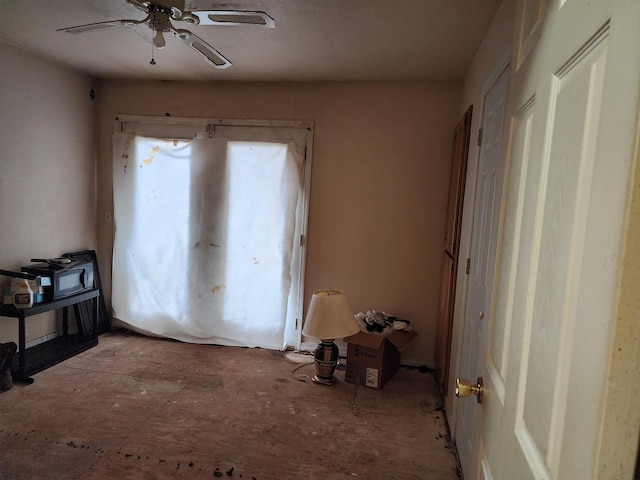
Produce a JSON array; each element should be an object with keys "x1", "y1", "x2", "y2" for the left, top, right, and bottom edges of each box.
[{"x1": 57, "y1": 0, "x2": 275, "y2": 69}]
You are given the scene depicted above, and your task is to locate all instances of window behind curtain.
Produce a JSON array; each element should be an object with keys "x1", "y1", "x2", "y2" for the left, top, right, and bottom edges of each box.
[{"x1": 111, "y1": 118, "x2": 312, "y2": 350}]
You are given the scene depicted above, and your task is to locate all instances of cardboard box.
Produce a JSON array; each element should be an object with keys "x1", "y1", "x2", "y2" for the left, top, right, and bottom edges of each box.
[{"x1": 344, "y1": 329, "x2": 417, "y2": 390}]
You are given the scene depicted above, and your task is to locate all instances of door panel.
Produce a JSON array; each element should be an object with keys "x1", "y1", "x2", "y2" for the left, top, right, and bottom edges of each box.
[
  {"x1": 444, "y1": 120, "x2": 463, "y2": 254},
  {"x1": 521, "y1": 32, "x2": 608, "y2": 471},
  {"x1": 444, "y1": 107, "x2": 473, "y2": 255},
  {"x1": 490, "y1": 97, "x2": 535, "y2": 404},
  {"x1": 517, "y1": 0, "x2": 545, "y2": 68},
  {"x1": 435, "y1": 253, "x2": 456, "y2": 394}
]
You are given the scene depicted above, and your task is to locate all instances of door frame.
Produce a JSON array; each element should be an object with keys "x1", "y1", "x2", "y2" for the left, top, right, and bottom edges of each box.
[{"x1": 596, "y1": 138, "x2": 640, "y2": 477}]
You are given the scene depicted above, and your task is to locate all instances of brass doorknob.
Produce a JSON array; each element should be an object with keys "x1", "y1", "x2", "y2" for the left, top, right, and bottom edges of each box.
[{"x1": 455, "y1": 377, "x2": 484, "y2": 404}]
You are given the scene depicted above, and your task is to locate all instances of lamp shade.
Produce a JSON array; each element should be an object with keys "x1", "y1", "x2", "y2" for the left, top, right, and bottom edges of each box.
[{"x1": 302, "y1": 289, "x2": 360, "y2": 340}]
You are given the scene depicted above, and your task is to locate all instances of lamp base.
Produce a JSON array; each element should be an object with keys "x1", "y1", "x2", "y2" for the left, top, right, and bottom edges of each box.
[
  {"x1": 312, "y1": 339, "x2": 339, "y2": 386},
  {"x1": 312, "y1": 374, "x2": 336, "y2": 386}
]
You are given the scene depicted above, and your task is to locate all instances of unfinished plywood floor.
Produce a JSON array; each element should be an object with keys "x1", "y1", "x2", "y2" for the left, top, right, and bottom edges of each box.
[{"x1": 0, "y1": 330, "x2": 459, "y2": 480}]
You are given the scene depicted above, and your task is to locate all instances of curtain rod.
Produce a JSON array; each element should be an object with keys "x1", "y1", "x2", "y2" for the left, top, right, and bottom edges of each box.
[{"x1": 114, "y1": 115, "x2": 313, "y2": 131}]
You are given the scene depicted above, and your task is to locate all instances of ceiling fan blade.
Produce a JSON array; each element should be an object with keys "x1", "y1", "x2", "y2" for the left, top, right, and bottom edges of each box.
[
  {"x1": 191, "y1": 10, "x2": 275, "y2": 28},
  {"x1": 57, "y1": 20, "x2": 120, "y2": 34},
  {"x1": 174, "y1": 29, "x2": 232, "y2": 69},
  {"x1": 125, "y1": 0, "x2": 151, "y2": 14},
  {"x1": 57, "y1": 18, "x2": 148, "y2": 34}
]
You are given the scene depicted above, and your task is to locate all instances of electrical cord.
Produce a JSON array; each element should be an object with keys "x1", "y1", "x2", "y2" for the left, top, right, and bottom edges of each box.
[
  {"x1": 290, "y1": 362, "x2": 314, "y2": 382},
  {"x1": 284, "y1": 351, "x2": 315, "y2": 382},
  {"x1": 287, "y1": 357, "x2": 362, "y2": 411}
]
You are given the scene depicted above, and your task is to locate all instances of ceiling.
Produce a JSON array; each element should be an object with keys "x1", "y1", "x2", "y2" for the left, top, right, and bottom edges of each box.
[{"x1": 0, "y1": 0, "x2": 501, "y2": 82}]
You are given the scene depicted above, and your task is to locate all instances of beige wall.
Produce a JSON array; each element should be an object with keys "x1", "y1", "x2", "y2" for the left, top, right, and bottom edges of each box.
[
  {"x1": 97, "y1": 80, "x2": 461, "y2": 365},
  {"x1": 0, "y1": 41, "x2": 97, "y2": 343},
  {"x1": 0, "y1": 41, "x2": 464, "y2": 366}
]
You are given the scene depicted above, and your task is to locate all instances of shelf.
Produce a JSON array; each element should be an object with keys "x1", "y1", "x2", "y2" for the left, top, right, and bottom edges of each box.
[
  {"x1": 17, "y1": 334, "x2": 97, "y2": 377},
  {"x1": 0, "y1": 289, "x2": 99, "y2": 318},
  {"x1": 0, "y1": 289, "x2": 100, "y2": 383}
]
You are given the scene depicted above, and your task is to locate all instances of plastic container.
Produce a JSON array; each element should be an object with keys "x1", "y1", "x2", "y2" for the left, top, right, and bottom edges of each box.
[{"x1": 13, "y1": 279, "x2": 34, "y2": 309}]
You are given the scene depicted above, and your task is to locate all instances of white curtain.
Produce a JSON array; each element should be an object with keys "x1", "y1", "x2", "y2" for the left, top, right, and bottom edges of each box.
[{"x1": 111, "y1": 126, "x2": 306, "y2": 349}]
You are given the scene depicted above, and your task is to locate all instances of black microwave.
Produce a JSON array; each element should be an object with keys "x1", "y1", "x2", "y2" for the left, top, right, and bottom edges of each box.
[{"x1": 21, "y1": 261, "x2": 94, "y2": 301}]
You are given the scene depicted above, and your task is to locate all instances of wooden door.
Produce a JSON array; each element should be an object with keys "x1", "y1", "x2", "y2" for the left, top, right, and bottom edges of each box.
[
  {"x1": 455, "y1": 0, "x2": 640, "y2": 478},
  {"x1": 436, "y1": 106, "x2": 473, "y2": 396}
]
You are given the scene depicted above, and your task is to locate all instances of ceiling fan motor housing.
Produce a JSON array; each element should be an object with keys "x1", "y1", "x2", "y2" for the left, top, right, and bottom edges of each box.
[
  {"x1": 128, "y1": 0, "x2": 200, "y2": 25},
  {"x1": 148, "y1": 5, "x2": 173, "y2": 32}
]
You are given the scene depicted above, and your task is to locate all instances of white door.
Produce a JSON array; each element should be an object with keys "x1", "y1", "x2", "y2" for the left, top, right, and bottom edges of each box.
[
  {"x1": 454, "y1": 64, "x2": 509, "y2": 479},
  {"x1": 455, "y1": 1, "x2": 640, "y2": 479}
]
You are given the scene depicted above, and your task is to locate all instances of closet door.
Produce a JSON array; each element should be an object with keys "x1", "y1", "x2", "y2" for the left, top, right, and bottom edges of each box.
[{"x1": 435, "y1": 106, "x2": 472, "y2": 395}]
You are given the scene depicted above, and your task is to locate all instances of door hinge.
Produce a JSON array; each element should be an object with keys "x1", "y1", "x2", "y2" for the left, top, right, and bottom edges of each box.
[
  {"x1": 477, "y1": 128, "x2": 483, "y2": 147},
  {"x1": 295, "y1": 318, "x2": 299, "y2": 329},
  {"x1": 466, "y1": 258, "x2": 471, "y2": 274},
  {"x1": 300, "y1": 234, "x2": 304, "y2": 246}
]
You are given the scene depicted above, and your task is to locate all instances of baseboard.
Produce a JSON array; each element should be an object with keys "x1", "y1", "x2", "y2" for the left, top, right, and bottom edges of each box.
[
  {"x1": 300, "y1": 341, "x2": 348, "y2": 358},
  {"x1": 25, "y1": 325, "x2": 80, "y2": 349},
  {"x1": 300, "y1": 341, "x2": 434, "y2": 369}
]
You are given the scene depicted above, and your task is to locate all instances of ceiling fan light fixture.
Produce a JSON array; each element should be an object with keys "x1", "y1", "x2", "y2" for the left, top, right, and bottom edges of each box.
[{"x1": 153, "y1": 29, "x2": 166, "y2": 48}]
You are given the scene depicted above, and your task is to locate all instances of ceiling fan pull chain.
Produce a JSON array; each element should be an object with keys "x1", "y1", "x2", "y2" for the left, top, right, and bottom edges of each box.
[{"x1": 150, "y1": 37, "x2": 156, "y2": 65}]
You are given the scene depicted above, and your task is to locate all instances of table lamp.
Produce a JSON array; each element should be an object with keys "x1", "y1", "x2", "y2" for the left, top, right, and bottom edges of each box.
[{"x1": 302, "y1": 289, "x2": 360, "y2": 385}]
